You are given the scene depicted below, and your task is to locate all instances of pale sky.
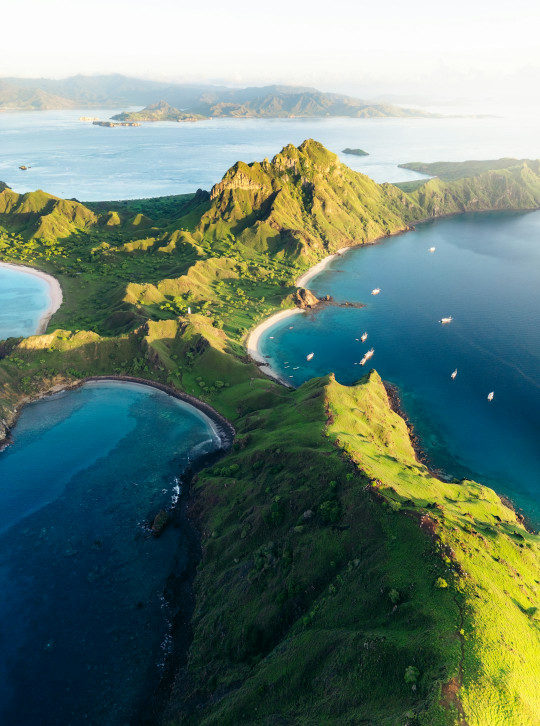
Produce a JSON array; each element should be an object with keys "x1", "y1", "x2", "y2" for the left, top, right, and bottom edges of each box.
[{"x1": 3, "y1": 0, "x2": 540, "y2": 107}]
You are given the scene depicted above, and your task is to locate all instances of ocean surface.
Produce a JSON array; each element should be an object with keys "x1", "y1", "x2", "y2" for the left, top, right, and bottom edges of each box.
[
  {"x1": 0, "y1": 380, "x2": 221, "y2": 725},
  {"x1": 260, "y1": 211, "x2": 540, "y2": 521},
  {"x1": 0, "y1": 265, "x2": 51, "y2": 338},
  {"x1": 1, "y1": 108, "x2": 540, "y2": 200}
]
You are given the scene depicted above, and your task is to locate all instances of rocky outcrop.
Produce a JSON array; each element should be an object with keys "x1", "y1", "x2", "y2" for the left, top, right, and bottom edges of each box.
[{"x1": 295, "y1": 287, "x2": 321, "y2": 309}]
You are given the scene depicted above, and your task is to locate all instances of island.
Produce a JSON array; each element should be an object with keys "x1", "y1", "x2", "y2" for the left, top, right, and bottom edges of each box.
[
  {"x1": 0, "y1": 73, "x2": 437, "y2": 120},
  {"x1": 342, "y1": 147, "x2": 369, "y2": 156},
  {"x1": 92, "y1": 120, "x2": 141, "y2": 127},
  {"x1": 111, "y1": 100, "x2": 206, "y2": 123},
  {"x1": 1, "y1": 142, "x2": 539, "y2": 725},
  {"x1": 399, "y1": 157, "x2": 533, "y2": 180}
]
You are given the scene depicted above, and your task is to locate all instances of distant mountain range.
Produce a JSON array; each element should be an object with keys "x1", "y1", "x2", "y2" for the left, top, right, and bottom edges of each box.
[{"x1": 0, "y1": 74, "x2": 436, "y2": 120}]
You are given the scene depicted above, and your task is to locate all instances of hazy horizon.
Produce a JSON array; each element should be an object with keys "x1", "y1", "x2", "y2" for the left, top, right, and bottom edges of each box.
[{"x1": 2, "y1": 0, "x2": 540, "y2": 113}]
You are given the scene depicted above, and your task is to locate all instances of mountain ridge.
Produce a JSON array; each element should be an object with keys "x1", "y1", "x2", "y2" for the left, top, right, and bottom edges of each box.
[{"x1": 0, "y1": 73, "x2": 436, "y2": 119}]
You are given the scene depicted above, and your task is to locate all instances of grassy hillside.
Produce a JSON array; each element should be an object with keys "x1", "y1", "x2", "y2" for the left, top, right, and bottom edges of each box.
[
  {"x1": 399, "y1": 158, "x2": 536, "y2": 182},
  {"x1": 112, "y1": 101, "x2": 206, "y2": 123},
  {"x1": 407, "y1": 160, "x2": 540, "y2": 218},
  {"x1": 1, "y1": 142, "x2": 540, "y2": 725}
]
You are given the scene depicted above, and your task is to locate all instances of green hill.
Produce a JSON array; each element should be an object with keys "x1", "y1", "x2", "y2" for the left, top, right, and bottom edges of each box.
[
  {"x1": 1, "y1": 142, "x2": 540, "y2": 725},
  {"x1": 112, "y1": 100, "x2": 206, "y2": 122},
  {"x1": 0, "y1": 186, "x2": 97, "y2": 240},
  {"x1": 399, "y1": 158, "x2": 536, "y2": 181}
]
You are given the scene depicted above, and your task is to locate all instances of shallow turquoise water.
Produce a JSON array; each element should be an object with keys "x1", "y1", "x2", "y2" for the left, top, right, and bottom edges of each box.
[
  {"x1": 0, "y1": 380, "x2": 221, "y2": 725},
  {"x1": 0, "y1": 265, "x2": 51, "y2": 339},
  {"x1": 261, "y1": 211, "x2": 540, "y2": 521},
  {"x1": 2, "y1": 110, "x2": 540, "y2": 200}
]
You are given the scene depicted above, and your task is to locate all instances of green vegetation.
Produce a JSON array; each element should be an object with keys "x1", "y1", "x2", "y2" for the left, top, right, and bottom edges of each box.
[
  {"x1": 399, "y1": 158, "x2": 536, "y2": 182},
  {"x1": 342, "y1": 147, "x2": 369, "y2": 156},
  {"x1": 112, "y1": 100, "x2": 206, "y2": 123},
  {"x1": 1, "y1": 141, "x2": 540, "y2": 725}
]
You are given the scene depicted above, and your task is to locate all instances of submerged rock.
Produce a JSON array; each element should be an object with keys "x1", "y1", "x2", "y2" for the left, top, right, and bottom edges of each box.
[{"x1": 151, "y1": 509, "x2": 169, "y2": 536}]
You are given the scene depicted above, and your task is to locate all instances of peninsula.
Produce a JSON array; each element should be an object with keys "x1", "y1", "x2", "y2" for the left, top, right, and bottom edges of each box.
[{"x1": 1, "y1": 142, "x2": 540, "y2": 725}]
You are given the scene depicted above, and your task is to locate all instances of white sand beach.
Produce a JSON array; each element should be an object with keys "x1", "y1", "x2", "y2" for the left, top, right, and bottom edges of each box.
[
  {"x1": 246, "y1": 308, "x2": 305, "y2": 384},
  {"x1": 296, "y1": 246, "x2": 350, "y2": 289},
  {"x1": 0, "y1": 262, "x2": 63, "y2": 334}
]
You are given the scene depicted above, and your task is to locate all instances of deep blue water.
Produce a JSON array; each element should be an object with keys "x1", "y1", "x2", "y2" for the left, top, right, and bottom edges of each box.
[
  {"x1": 0, "y1": 265, "x2": 51, "y2": 339},
  {"x1": 2, "y1": 109, "x2": 540, "y2": 200},
  {"x1": 261, "y1": 211, "x2": 540, "y2": 521},
  {"x1": 0, "y1": 381, "x2": 221, "y2": 725}
]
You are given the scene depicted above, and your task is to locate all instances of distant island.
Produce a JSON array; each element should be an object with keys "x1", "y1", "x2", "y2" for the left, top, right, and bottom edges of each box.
[
  {"x1": 0, "y1": 74, "x2": 437, "y2": 120},
  {"x1": 111, "y1": 100, "x2": 205, "y2": 123},
  {"x1": 342, "y1": 147, "x2": 369, "y2": 156},
  {"x1": 92, "y1": 120, "x2": 141, "y2": 128},
  {"x1": 399, "y1": 158, "x2": 533, "y2": 181}
]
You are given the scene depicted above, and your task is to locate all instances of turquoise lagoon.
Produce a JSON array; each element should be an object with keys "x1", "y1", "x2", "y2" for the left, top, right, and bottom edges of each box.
[
  {"x1": 260, "y1": 211, "x2": 540, "y2": 521},
  {"x1": 0, "y1": 380, "x2": 221, "y2": 725},
  {"x1": 0, "y1": 264, "x2": 52, "y2": 339}
]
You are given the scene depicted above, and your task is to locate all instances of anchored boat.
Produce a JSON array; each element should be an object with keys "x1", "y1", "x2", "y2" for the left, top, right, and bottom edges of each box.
[
  {"x1": 371, "y1": 288, "x2": 381, "y2": 295},
  {"x1": 360, "y1": 348, "x2": 375, "y2": 366}
]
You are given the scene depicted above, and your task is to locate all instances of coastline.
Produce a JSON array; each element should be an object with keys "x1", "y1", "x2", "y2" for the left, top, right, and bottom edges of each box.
[
  {"x1": 0, "y1": 375, "x2": 236, "y2": 454},
  {"x1": 0, "y1": 261, "x2": 63, "y2": 334},
  {"x1": 296, "y1": 246, "x2": 350, "y2": 288},
  {"x1": 0, "y1": 372, "x2": 235, "y2": 724},
  {"x1": 246, "y1": 308, "x2": 305, "y2": 385}
]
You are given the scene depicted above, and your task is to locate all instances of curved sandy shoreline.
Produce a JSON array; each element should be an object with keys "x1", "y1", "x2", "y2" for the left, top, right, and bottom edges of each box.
[
  {"x1": 296, "y1": 246, "x2": 351, "y2": 288},
  {"x1": 0, "y1": 261, "x2": 63, "y2": 334},
  {"x1": 246, "y1": 308, "x2": 305, "y2": 385},
  {"x1": 247, "y1": 246, "x2": 353, "y2": 385}
]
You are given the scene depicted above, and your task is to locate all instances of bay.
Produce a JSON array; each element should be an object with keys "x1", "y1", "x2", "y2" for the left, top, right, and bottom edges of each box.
[
  {"x1": 260, "y1": 211, "x2": 540, "y2": 521},
  {"x1": 0, "y1": 264, "x2": 51, "y2": 339},
  {"x1": 0, "y1": 380, "x2": 221, "y2": 725}
]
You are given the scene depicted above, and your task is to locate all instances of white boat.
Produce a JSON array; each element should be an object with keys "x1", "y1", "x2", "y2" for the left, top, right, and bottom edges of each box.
[
  {"x1": 451, "y1": 369, "x2": 457, "y2": 379},
  {"x1": 429, "y1": 247, "x2": 436, "y2": 253},
  {"x1": 306, "y1": 352, "x2": 314, "y2": 361},
  {"x1": 360, "y1": 348, "x2": 375, "y2": 366},
  {"x1": 440, "y1": 316, "x2": 453, "y2": 324},
  {"x1": 487, "y1": 391, "x2": 494, "y2": 401},
  {"x1": 361, "y1": 332, "x2": 368, "y2": 342},
  {"x1": 371, "y1": 288, "x2": 381, "y2": 295}
]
